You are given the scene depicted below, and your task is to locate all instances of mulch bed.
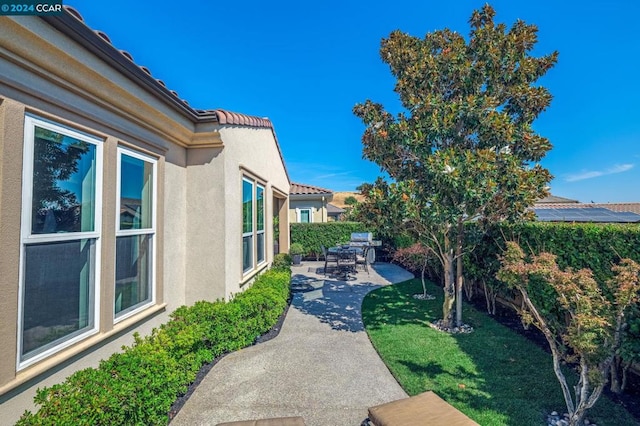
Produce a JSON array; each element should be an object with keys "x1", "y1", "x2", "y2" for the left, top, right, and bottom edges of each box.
[{"x1": 167, "y1": 299, "x2": 292, "y2": 422}]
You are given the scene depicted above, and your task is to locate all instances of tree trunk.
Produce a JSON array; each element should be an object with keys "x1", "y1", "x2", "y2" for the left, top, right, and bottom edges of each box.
[
  {"x1": 455, "y1": 219, "x2": 464, "y2": 327},
  {"x1": 421, "y1": 256, "x2": 428, "y2": 297},
  {"x1": 442, "y1": 234, "x2": 455, "y2": 328},
  {"x1": 610, "y1": 356, "x2": 622, "y2": 394},
  {"x1": 482, "y1": 279, "x2": 496, "y2": 315}
]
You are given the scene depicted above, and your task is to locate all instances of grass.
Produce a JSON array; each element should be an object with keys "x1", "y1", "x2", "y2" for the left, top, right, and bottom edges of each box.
[{"x1": 362, "y1": 278, "x2": 638, "y2": 426}]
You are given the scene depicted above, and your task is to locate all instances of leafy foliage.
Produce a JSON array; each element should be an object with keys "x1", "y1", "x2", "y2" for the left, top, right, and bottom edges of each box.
[
  {"x1": 17, "y1": 267, "x2": 291, "y2": 425},
  {"x1": 353, "y1": 4, "x2": 556, "y2": 327},
  {"x1": 290, "y1": 222, "x2": 371, "y2": 258},
  {"x1": 497, "y1": 242, "x2": 640, "y2": 426}
]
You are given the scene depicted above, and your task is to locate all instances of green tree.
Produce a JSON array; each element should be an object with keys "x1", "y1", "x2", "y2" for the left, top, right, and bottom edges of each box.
[
  {"x1": 353, "y1": 4, "x2": 556, "y2": 328},
  {"x1": 497, "y1": 242, "x2": 640, "y2": 426}
]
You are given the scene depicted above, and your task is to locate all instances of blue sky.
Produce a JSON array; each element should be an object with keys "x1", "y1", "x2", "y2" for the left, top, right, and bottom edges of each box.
[{"x1": 70, "y1": 0, "x2": 640, "y2": 202}]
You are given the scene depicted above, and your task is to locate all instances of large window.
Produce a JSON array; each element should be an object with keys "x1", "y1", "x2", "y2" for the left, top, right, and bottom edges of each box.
[
  {"x1": 256, "y1": 185, "x2": 265, "y2": 264},
  {"x1": 242, "y1": 177, "x2": 266, "y2": 274},
  {"x1": 115, "y1": 148, "x2": 156, "y2": 320},
  {"x1": 242, "y1": 178, "x2": 254, "y2": 272},
  {"x1": 19, "y1": 115, "x2": 102, "y2": 367}
]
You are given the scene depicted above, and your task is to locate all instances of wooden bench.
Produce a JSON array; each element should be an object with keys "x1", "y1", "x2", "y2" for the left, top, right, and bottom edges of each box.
[
  {"x1": 216, "y1": 417, "x2": 305, "y2": 426},
  {"x1": 367, "y1": 391, "x2": 478, "y2": 426}
]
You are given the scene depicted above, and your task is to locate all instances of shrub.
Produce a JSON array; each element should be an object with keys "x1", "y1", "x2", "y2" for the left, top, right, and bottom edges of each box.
[
  {"x1": 272, "y1": 253, "x2": 292, "y2": 270},
  {"x1": 17, "y1": 266, "x2": 292, "y2": 425},
  {"x1": 290, "y1": 222, "x2": 371, "y2": 258}
]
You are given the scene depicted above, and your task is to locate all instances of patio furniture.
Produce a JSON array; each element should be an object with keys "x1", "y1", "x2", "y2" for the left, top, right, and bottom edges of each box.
[
  {"x1": 335, "y1": 248, "x2": 357, "y2": 280},
  {"x1": 366, "y1": 391, "x2": 478, "y2": 426},
  {"x1": 355, "y1": 246, "x2": 370, "y2": 274},
  {"x1": 321, "y1": 244, "x2": 338, "y2": 276},
  {"x1": 216, "y1": 416, "x2": 306, "y2": 426}
]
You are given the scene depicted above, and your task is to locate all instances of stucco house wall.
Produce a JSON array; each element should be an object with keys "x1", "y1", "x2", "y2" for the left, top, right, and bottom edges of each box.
[
  {"x1": 0, "y1": 10, "x2": 289, "y2": 422},
  {"x1": 288, "y1": 183, "x2": 333, "y2": 223}
]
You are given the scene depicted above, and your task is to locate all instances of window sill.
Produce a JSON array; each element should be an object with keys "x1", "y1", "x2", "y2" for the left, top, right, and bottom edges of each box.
[
  {"x1": 1, "y1": 303, "x2": 167, "y2": 396},
  {"x1": 239, "y1": 263, "x2": 268, "y2": 287}
]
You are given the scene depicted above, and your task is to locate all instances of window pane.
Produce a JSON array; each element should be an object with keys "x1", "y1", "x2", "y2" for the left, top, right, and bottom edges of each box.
[
  {"x1": 257, "y1": 186, "x2": 264, "y2": 231},
  {"x1": 22, "y1": 239, "x2": 95, "y2": 359},
  {"x1": 32, "y1": 126, "x2": 97, "y2": 234},
  {"x1": 257, "y1": 232, "x2": 265, "y2": 263},
  {"x1": 120, "y1": 154, "x2": 153, "y2": 230},
  {"x1": 243, "y1": 235, "x2": 253, "y2": 271},
  {"x1": 300, "y1": 209, "x2": 310, "y2": 223},
  {"x1": 243, "y1": 179, "x2": 253, "y2": 233},
  {"x1": 115, "y1": 235, "x2": 152, "y2": 316}
]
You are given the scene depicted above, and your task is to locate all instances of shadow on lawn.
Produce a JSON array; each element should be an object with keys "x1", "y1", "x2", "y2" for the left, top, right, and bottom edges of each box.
[
  {"x1": 290, "y1": 273, "x2": 382, "y2": 332},
  {"x1": 363, "y1": 279, "x2": 636, "y2": 426}
]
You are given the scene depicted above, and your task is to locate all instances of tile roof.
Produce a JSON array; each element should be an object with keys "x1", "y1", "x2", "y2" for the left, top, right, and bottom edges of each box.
[
  {"x1": 40, "y1": 6, "x2": 290, "y2": 183},
  {"x1": 51, "y1": 7, "x2": 277, "y2": 131},
  {"x1": 327, "y1": 203, "x2": 345, "y2": 214},
  {"x1": 290, "y1": 183, "x2": 333, "y2": 196},
  {"x1": 536, "y1": 195, "x2": 579, "y2": 204}
]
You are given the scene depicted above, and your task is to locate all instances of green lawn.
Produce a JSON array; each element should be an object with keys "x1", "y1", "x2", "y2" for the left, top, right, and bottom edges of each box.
[{"x1": 362, "y1": 279, "x2": 638, "y2": 426}]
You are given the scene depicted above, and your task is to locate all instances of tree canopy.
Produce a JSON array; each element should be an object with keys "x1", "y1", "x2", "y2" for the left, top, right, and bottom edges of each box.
[{"x1": 353, "y1": 4, "x2": 557, "y2": 327}]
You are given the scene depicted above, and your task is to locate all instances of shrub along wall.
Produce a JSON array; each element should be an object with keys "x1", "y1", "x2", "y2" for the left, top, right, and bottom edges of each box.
[
  {"x1": 290, "y1": 222, "x2": 371, "y2": 258},
  {"x1": 17, "y1": 261, "x2": 292, "y2": 426}
]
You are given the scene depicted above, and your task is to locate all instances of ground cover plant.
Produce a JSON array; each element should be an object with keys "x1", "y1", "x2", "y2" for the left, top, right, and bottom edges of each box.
[
  {"x1": 17, "y1": 263, "x2": 291, "y2": 425},
  {"x1": 362, "y1": 278, "x2": 637, "y2": 425}
]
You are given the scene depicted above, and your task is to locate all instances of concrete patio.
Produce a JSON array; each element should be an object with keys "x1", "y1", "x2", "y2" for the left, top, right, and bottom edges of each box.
[{"x1": 171, "y1": 261, "x2": 414, "y2": 426}]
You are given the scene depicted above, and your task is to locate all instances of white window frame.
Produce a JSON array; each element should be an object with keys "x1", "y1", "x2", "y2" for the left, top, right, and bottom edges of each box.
[
  {"x1": 17, "y1": 114, "x2": 103, "y2": 370},
  {"x1": 242, "y1": 176, "x2": 268, "y2": 275},
  {"x1": 256, "y1": 184, "x2": 266, "y2": 265},
  {"x1": 114, "y1": 146, "x2": 157, "y2": 323},
  {"x1": 296, "y1": 207, "x2": 313, "y2": 223},
  {"x1": 242, "y1": 177, "x2": 254, "y2": 274}
]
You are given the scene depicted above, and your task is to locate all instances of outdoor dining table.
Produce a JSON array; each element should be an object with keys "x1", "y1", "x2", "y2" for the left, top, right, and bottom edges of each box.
[{"x1": 328, "y1": 246, "x2": 359, "y2": 279}]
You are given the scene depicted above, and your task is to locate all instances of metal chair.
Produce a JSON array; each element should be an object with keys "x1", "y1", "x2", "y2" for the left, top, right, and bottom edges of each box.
[
  {"x1": 336, "y1": 248, "x2": 357, "y2": 280},
  {"x1": 321, "y1": 245, "x2": 338, "y2": 276}
]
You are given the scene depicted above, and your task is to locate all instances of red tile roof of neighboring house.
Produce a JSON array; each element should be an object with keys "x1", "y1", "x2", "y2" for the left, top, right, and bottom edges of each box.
[{"x1": 290, "y1": 183, "x2": 333, "y2": 196}]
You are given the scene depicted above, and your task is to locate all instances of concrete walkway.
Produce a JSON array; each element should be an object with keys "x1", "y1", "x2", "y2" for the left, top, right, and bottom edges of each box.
[{"x1": 171, "y1": 261, "x2": 414, "y2": 426}]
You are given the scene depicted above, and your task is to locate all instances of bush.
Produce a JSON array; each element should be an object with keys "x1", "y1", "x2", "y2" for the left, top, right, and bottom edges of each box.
[
  {"x1": 17, "y1": 266, "x2": 292, "y2": 426},
  {"x1": 272, "y1": 253, "x2": 292, "y2": 270},
  {"x1": 290, "y1": 222, "x2": 371, "y2": 258}
]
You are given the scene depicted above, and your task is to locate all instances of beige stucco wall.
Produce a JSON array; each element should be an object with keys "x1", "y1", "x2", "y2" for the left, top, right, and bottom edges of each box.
[
  {"x1": 218, "y1": 126, "x2": 291, "y2": 298},
  {"x1": 0, "y1": 16, "x2": 186, "y2": 421},
  {"x1": 0, "y1": 14, "x2": 291, "y2": 423}
]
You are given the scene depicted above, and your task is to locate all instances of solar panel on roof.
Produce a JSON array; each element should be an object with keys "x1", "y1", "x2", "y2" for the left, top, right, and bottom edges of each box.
[{"x1": 533, "y1": 208, "x2": 640, "y2": 223}]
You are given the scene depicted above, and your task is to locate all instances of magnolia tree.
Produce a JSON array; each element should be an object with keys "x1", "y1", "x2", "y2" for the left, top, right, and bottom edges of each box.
[
  {"x1": 497, "y1": 242, "x2": 640, "y2": 426},
  {"x1": 353, "y1": 4, "x2": 556, "y2": 328}
]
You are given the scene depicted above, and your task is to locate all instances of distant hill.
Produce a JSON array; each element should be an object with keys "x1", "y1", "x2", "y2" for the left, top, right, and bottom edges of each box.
[{"x1": 332, "y1": 191, "x2": 366, "y2": 208}]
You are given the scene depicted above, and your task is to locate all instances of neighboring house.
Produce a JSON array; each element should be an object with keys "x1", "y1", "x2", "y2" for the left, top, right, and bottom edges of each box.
[
  {"x1": 327, "y1": 203, "x2": 346, "y2": 221},
  {"x1": 533, "y1": 196, "x2": 640, "y2": 223},
  {"x1": 0, "y1": 8, "x2": 290, "y2": 421},
  {"x1": 289, "y1": 183, "x2": 334, "y2": 223}
]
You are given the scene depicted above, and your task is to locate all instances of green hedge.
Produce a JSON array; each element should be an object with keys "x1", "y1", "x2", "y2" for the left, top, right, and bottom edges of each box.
[
  {"x1": 17, "y1": 266, "x2": 292, "y2": 426},
  {"x1": 468, "y1": 222, "x2": 640, "y2": 289},
  {"x1": 290, "y1": 222, "x2": 371, "y2": 258}
]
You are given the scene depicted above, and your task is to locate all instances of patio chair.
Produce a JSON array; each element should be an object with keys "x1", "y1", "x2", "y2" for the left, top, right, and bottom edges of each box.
[
  {"x1": 355, "y1": 246, "x2": 370, "y2": 274},
  {"x1": 336, "y1": 248, "x2": 357, "y2": 279},
  {"x1": 321, "y1": 245, "x2": 338, "y2": 276}
]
